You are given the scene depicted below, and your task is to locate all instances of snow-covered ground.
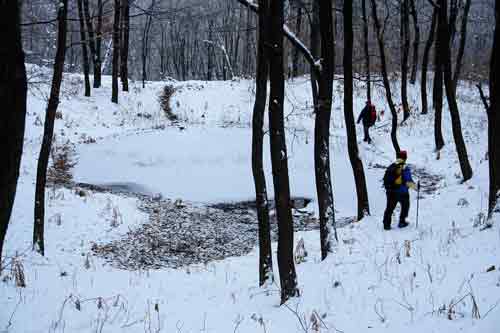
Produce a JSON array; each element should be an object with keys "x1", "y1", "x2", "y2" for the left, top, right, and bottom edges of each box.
[{"x1": 1, "y1": 70, "x2": 499, "y2": 333}]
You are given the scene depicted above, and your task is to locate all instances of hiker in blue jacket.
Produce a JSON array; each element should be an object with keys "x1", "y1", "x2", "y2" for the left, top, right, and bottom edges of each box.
[
  {"x1": 357, "y1": 100, "x2": 376, "y2": 144},
  {"x1": 382, "y1": 150, "x2": 418, "y2": 230}
]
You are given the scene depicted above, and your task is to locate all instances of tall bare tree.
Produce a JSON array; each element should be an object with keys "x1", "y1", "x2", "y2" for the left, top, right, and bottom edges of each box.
[
  {"x1": 361, "y1": 0, "x2": 371, "y2": 102},
  {"x1": 401, "y1": 0, "x2": 411, "y2": 121},
  {"x1": 409, "y1": 0, "x2": 419, "y2": 84},
  {"x1": 314, "y1": 0, "x2": 337, "y2": 260},
  {"x1": 111, "y1": 0, "x2": 121, "y2": 103},
  {"x1": 421, "y1": 7, "x2": 437, "y2": 115},
  {"x1": 83, "y1": 0, "x2": 102, "y2": 88},
  {"x1": 0, "y1": 0, "x2": 27, "y2": 268},
  {"x1": 370, "y1": 0, "x2": 401, "y2": 155},
  {"x1": 77, "y1": 0, "x2": 91, "y2": 97},
  {"x1": 33, "y1": 0, "x2": 68, "y2": 255},
  {"x1": 479, "y1": 0, "x2": 500, "y2": 216},
  {"x1": 120, "y1": 0, "x2": 130, "y2": 92},
  {"x1": 344, "y1": 0, "x2": 370, "y2": 221},
  {"x1": 437, "y1": 0, "x2": 472, "y2": 181},
  {"x1": 252, "y1": 0, "x2": 273, "y2": 287},
  {"x1": 452, "y1": 0, "x2": 472, "y2": 91},
  {"x1": 268, "y1": 0, "x2": 298, "y2": 304}
]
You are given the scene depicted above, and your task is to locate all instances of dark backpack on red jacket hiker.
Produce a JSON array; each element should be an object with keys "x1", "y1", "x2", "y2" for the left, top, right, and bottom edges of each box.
[{"x1": 369, "y1": 105, "x2": 377, "y2": 127}]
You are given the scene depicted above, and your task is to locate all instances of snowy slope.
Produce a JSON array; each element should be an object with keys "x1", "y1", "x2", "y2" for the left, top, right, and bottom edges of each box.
[{"x1": 0, "y1": 71, "x2": 499, "y2": 333}]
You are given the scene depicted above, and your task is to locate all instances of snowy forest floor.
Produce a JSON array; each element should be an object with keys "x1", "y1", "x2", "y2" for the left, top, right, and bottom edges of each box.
[{"x1": 1, "y1": 68, "x2": 499, "y2": 333}]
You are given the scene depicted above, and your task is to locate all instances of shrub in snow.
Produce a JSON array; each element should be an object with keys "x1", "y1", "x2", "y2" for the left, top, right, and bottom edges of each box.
[
  {"x1": 47, "y1": 139, "x2": 77, "y2": 186},
  {"x1": 294, "y1": 238, "x2": 307, "y2": 264},
  {"x1": 158, "y1": 85, "x2": 177, "y2": 121},
  {"x1": 457, "y1": 198, "x2": 469, "y2": 207}
]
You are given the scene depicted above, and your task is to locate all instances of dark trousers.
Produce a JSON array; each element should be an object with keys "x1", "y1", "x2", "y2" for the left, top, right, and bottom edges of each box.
[
  {"x1": 383, "y1": 191, "x2": 410, "y2": 228},
  {"x1": 363, "y1": 124, "x2": 372, "y2": 143}
]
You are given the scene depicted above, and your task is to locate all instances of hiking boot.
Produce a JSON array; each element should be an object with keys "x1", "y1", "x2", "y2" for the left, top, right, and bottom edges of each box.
[
  {"x1": 383, "y1": 225, "x2": 391, "y2": 230},
  {"x1": 398, "y1": 221, "x2": 409, "y2": 228}
]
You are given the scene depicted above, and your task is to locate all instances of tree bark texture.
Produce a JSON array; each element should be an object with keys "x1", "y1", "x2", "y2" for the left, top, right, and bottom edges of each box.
[
  {"x1": 401, "y1": 0, "x2": 411, "y2": 121},
  {"x1": 409, "y1": 0, "x2": 419, "y2": 84},
  {"x1": 310, "y1": 0, "x2": 320, "y2": 108},
  {"x1": 452, "y1": 0, "x2": 471, "y2": 91},
  {"x1": 343, "y1": 0, "x2": 370, "y2": 222},
  {"x1": 437, "y1": 0, "x2": 473, "y2": 181},
  {"x1": 0, "y1": 0, "x2": 27, "y2": 268},
  {"x1": 253, "y1": 0, "x2": 273, "y2": 287},
  {"x1": 83, "y1": 0, "x2": 101, "y2": 88},
  {"x1": 421, "y1": 8, "x2": 437, "y2": 115},
  {"x1": 77, "y1": 0, "x2": 91, "y2": 97},
  {"x1": 120, "y1": 0, "x2": 130, "y2": 92},
  {"x1": 315, "y1": 0, "x2": 337, "y2": 260},
  {"x1": 33, "y1": 0, "x2": 68, "y2": 255},
  {"x1": 112, "y1": 0, "x2": 121, "y2": 103},
  {"x1": 361, "y1": 0, "x2": 371, "y2": 102},
  {"x1": 433, "y1": 11, "x2": 445, "y2": 152},
  {"x1": 268, "y1": 0, "x2": 298, "y2": 304},
  {"x1": 487, "y1": 0, "x2": 500, "y2": 216},
  {"x1": 370, "y1": 0, "x2": 401, "y2": 155}
]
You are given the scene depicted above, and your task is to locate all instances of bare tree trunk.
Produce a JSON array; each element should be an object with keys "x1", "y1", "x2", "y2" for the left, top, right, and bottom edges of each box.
[
  {"x1": 120, "y1": 0, "x2": 130, "y2": 92},
  {"x1": 452, "y1": 0, "x2": 471, "y2": 91},
  {"x1": 111, "y1": 0, "x2": 121, "y2": 103},
  {"x1": 310, "y1": 0, "x2": 320, "y2": 108},
  {"x1": 361, "y1": 0, "x2": 371, "y2": 102},
  {"x1": 438, "y1": 0, "x2": 472, "y2": 181},
  {"x1": 268, "y1": 0, "x2": 298, "y2": 304},
  {"x1": 315, "y1": 0, "x2": 337, "y2": 260},
  {"x1": 401, "y1": 0, "x2": 411, "y2": 121},
  {"x1": 77, "y1": 0, "x2": 91, "y2": 97},
  {"x1": 409, "y1": 0, "x2": 419, "y2": 84},
  {"x1": 487, "y1": 0, "x2": 500, "y2": 216},
  {"x1": 370, "y1": 0, "x2": 400, "y2": 155},
  {"x1": 433, "y1": 10, "x2": 445, "y2": 152},
  {"x1": 292, "y1": 1, "x2": 302, "y2": 78},
  {"x1": 0, "y1": 0, "x2": 27, "y2": 268},
  {"x1": 253, "y1": 0, "x2": 273, "y2": 287},
  {"x1": 95, "y1": 0, "x2": 103, "y2": 87},
  {"x1": 344, "y1": 0, "x2": 370, "y2": 221},
  {"x1": 83, "y1": 0, "x2": 100, "y2": 88},
  {"x1": 142, "y1": 5, "x2": 153, "y2": 88},
  {"x1": 33, "y1": 0, "x2": 68, "y2": 255},
  {"x1": 421, "y1": 8, "x2": 437, "y2": 115}
]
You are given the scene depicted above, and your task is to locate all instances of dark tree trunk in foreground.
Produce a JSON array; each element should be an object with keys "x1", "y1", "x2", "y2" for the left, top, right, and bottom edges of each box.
[
  {"x1": 253, "y1": 0, "x2": 273, "y2": 287},
  {"x1": 487, "y1": 0, "x2": 500, "y2": 216},
  {"x1": 452, "y1": 0, "x2": 471, "y2": 91},
  {"x1": 438, "y1": 0, "x2": 472, "y2": 181},
  {"x1": 0, "y1": 0, "x2": 27, "y2": 268},
  {"x1": 433, "y1": 13, "x2": 445, "y2": 152},
  {"x1": 111, "y1": 0, "x2": 121, "y2": 103},
  {"x1": 77, "y1": 0, "x2": 91, "y2": 97},
  {"x1": 401, "y1": 0, "x2": 410, "y2": 121},
  {"x1": 409, "y1": 0, "x2": 419, "y2": 85},
  {"x1": 421, "y1": 8, "x2": 437, "y2": 115},
  {"x1": 120, "y1": 0, "x2": 130, "y2": 92},
  {"x1": 361, "y1": 0, "x2": 371, "y2": 102},
  {"x1": 83, "y1": 0, "x2": 101, "y2": 88},
  {"x1": 33, "y1": 0, "x2": 68, "y2": 255},
  {"x1": 268, "y1": 0, "x2": 298, "y2": 304},
  {"x1": 370, "y1": 0, "x2": 400, "y2": 155},
  {"x1": 310, "y1": 0, "x2": 320, "y2": 108},
  {"x1": 344, "y1": 0, "x2": 370, "y2": 221},
  {"x1": 315, "y1": 0, "x2": 337, "y2": 260}
]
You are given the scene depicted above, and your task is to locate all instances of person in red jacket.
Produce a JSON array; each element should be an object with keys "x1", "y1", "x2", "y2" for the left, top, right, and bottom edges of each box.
[{"x1": 357, "y1": 100, "x2": 377, "y2": 144}]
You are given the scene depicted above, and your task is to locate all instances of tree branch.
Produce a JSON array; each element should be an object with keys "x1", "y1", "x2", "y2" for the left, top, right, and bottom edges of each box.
[
  {"x1": 476, "y1": 83, "x2": 490, "y2": 113},
  {"x1": 235, "y1": 0, "x2": 320, "y2": 76}
]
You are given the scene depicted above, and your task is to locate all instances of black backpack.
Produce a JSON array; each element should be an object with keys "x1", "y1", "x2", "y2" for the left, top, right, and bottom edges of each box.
[{"x1": 383, "y1": 163, "x2": 399, "y2": 190}]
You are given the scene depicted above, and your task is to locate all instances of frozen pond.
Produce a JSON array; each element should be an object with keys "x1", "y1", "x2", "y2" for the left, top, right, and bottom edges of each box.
[{"x1": 73, "y1": 126, "x2": 387, "y2": 215}]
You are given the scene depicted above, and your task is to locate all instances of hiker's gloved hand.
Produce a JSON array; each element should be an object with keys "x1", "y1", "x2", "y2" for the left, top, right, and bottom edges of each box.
[{"x1": 407, "y1": 182, "x2": 417, "y2": 190}]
